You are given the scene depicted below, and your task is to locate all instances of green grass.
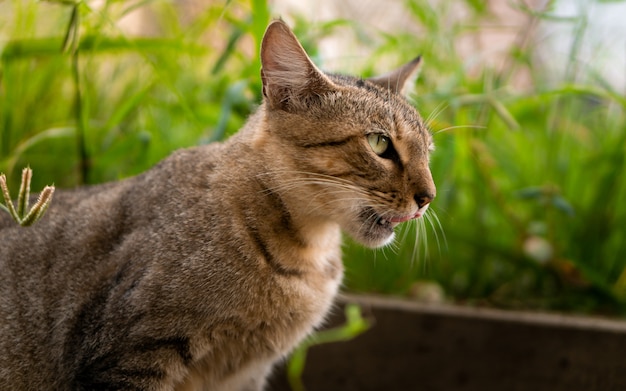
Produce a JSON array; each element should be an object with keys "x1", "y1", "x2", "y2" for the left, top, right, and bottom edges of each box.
[
  {"x1": 343, "y1": 0, "x2": 626, "y2": 315},
  {"x1": 2, "y1": 0, "x2": 625, "y2": 316}
]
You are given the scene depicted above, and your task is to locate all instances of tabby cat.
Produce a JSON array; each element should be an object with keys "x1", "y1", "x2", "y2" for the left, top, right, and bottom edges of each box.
[{"x1": 0, "y1": 20, "x2": 435, "y2": 390}]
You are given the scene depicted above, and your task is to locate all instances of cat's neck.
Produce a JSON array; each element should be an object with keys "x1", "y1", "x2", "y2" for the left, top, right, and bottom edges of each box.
[
  {"x1": 233, "y1": 108, "x2": 339, "y2": 233},
  {"x1": 219, "y1": 133, "x2": 342, "y2": 275}
]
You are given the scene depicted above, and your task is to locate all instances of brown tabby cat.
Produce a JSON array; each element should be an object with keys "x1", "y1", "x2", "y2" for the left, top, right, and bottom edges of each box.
[{"x1": 0, "y1": 20, "x2": 435, "y2": 390}]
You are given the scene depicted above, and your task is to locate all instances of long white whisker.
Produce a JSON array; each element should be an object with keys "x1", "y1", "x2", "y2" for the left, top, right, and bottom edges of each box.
[
  {"x1": 424, "y1": 212, "x2": 440, "y2": 256},
  {"x1": 434, "y1": 124, "x2": 486, "y2": 134},
  {"x1": 262, "y1": 176, "x2": 373, "y2": 198},
  {"x1": 399, "y1": 220, "x2": 416, "y2": 267},
  {"x1": 398, "y1": 221, "x2": 412, "y2": 244},
  {"x1": 426, "y1": 208, "x2": 448, "y2": 253},
  {"x1": 278, "y1": 176, "x2": 360, "y2": 188},
  {"x1": 263, "y1": 182, "x2": 370, "y2": 204},
  {"x1": 258, "y1": 170, "x2": 363, "y2": 186},
  {"x1": 424, "y1": 101, "x2": 449, "y2": 128},
  {"x1": 419, "y1": 217, "x2": 429, "y2": 264}
]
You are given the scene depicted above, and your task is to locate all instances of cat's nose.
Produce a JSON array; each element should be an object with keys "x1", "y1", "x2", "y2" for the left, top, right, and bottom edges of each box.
[{"x1": 414, "y1": 192, "x2": 435, "y2": 209}]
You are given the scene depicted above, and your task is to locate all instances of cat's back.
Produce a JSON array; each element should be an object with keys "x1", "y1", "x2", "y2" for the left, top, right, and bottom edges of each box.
[
  {"x1": 0, "y1": 141, "x2": 228, "y2": 291},
  {"x1": 0, "y1": 142, "x2": 230, "y2": 389}
]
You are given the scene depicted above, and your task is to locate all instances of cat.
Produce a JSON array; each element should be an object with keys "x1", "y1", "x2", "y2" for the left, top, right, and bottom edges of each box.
[{"x1": 0, "y1": 20, "x2": 435, "y2": 391}]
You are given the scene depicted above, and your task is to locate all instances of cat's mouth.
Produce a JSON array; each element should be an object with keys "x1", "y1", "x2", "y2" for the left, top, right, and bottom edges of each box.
[
  {"x1": 359, "y1": 207, "x2": 422, "y2": 244},
  {"x1": 374, "y1": 210, "x2": 423, "y2": 227},
  {"x1": 374, "y1": 215, "x2": 394, "y2": 230},
  {"x1": 353, "y1": 207, "x2": 425, "y2": 247}
]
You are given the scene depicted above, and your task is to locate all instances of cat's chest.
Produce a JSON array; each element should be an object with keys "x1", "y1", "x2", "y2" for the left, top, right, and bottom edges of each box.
[
  {"x1": 173, "y1": 231, "x2": 344, "y2": 389},
  {"x1": 292, "y1": 245, "x2": 343, "y2": 315},
  {"x1": 262, "y1": 226, "x2": 344, "y2": 346}
]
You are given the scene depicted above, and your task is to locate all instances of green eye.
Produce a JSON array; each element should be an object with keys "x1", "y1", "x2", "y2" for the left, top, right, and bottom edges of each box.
[{"x1": 367, "y1": 134, "x2": 390, "y2": 156}]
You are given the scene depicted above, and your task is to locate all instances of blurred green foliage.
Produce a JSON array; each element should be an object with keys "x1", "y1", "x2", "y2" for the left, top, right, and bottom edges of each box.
[
  {"x1": 1, "y1": 0, "x2": 625, "y2": 315},
  {"x1": 342, "y1": 0, "x2": 626, "y2": 316}
]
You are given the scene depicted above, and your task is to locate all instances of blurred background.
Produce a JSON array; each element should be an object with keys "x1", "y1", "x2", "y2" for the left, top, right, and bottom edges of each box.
[{"x1": 1, "y1": 0, "x2": 625, "y2": 316}]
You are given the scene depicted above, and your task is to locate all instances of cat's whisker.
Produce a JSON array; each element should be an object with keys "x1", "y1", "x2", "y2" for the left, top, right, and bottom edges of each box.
[
  {"x1": 433, "y1": 124, "x2": 486, "y2": 134},
  {"x1": 397, "y1": 221, "x2": 412, "y2": 244},
  {"x1": 260, "y1": 170, "x2": 363, "y2": 186},
  {"x1": 411, "y1": 218, "x2": 424, "y2": 265},
  {"x1": 311, "y1": 198, "x2": 376, "y2": 219},
  {"x1": 263, "y1": 175, "x2": 373, "y2": 197},
  {"x1": 425, "y1": 208, "x2": 448, "y2": 254},
  {"x1": 417, "y1": 219, "x2": 427, "y2": 266},
  {"x1": 423, "y1": 213, "x2": 440, "y2": 257},
  {"x1": 381, "y1": 239, "x2": 398, "y2": 258},
  {"x1": 399, "y1": 220, "x2": 412, "y2": 264},
  {"x1": 403, "y1": 208, "x2": 447, "y2": 267},
  {"x1": 263, "y1": 179, "x2": 370, "y2": 199},
  {"x1": 424, "y1": 101, "x2": 449, "y2": 129},
  {"x1": 418, "y1": 218, "x2": 430, "y2": 262},
  {"x1": 259, "y1": 171, "x2": 394, "y2": 219},
  {"x1": 281, "y1": 183, "x2": 384, "y2": 220},
  {"x1": 266, "y1": 182, "x2": 363, "y2": 196},
  {"x1": 261, "y1": 174, "x2": 401, "y2": 230},
  {"x1": 395, "y1": 215, "x2": 430, "y2": 268}
]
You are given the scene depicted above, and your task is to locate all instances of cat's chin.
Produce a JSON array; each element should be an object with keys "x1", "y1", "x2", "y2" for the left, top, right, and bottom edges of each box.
[
  {"x1": 345, "y1": 208, "x2": 398, "y2": 248},
  {"x1": 350, "y1": 228, "x2": 396, "y2": 249}
]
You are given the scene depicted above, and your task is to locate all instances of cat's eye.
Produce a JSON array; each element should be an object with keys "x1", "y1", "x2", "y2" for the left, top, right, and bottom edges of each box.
[{"x1": 367, "y1": 134, "x2": 390, "y2": 156}]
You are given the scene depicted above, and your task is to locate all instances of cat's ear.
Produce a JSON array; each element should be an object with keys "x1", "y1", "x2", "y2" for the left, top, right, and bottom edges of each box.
[
  {"x1": 261, "y1": 20, "x2": 335, "y2": 110},
  {"x1": 367, "y1": 56, "x2": 422, "y2": 97}
]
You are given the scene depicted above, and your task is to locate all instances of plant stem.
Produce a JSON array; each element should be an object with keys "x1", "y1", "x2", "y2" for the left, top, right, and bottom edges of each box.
[{"x1": 66, "y1": 4, "x2": 89, "y2": 185}]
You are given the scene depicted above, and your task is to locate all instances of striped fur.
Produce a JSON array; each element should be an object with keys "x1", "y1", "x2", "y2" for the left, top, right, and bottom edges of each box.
[{"x1": 0, "y1": 20, "x2": 435, "y2": 390}]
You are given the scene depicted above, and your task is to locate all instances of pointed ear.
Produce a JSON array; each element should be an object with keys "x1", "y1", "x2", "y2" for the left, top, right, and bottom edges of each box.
[
  {"x1": 367, "y1": 56, "x2": 422, "y2": 97},
  {"x1": 260, "y1": 20, "x2": 335, "y2": 110}
]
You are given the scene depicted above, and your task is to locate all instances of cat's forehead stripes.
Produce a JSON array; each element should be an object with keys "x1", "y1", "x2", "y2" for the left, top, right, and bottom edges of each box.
[
  {"x1": 319, "y1": 73, "x2": 434, "y2": 163},
  {"x1": 330, "y1": 74, "x2": 426, "y2": 126},
  {"x1": 296, "y1": 135, "x2": 359, "y2": 149},
  {"x1": 329, "y1": 73, "x2": 411, "y2": 99},
  {"x1": 394, "y1": 116, "x2": 433, "y2": 162},
  {"x1": 347, "y1": 76, "x2": 431, "y2": 149}
]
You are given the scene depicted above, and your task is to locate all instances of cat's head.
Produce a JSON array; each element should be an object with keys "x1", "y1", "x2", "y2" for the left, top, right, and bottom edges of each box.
[{"x1": 258, "y1": 20, "x2": 436, "y2": 248}]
